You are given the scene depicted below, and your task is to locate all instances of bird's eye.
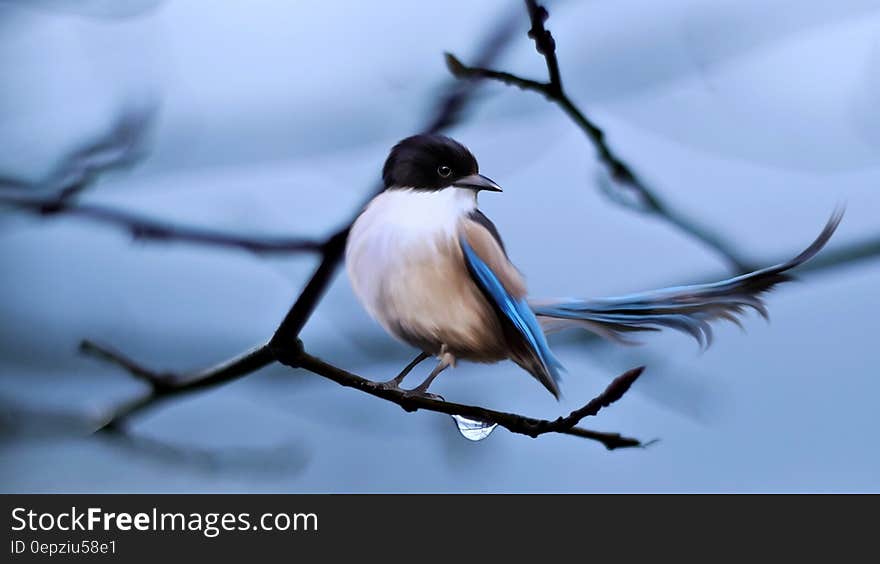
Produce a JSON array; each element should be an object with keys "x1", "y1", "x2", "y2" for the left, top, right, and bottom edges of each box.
[{"x1": 437, "y1": 165, "x2": 452, "y2": 178}]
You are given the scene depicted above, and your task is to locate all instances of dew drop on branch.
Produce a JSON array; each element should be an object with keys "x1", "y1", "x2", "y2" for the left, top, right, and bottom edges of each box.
[{"x1": 450, "y1": 415, "x2": 498, "y2": 441}]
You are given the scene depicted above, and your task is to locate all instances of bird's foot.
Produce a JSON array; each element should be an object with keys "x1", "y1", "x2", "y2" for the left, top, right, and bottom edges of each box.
[
  {"x1": 377, "y1": 351, "x2": 432, "y2": 391},
  {"x1": 377, "y1": 378, "x2": 406, "y2": 392},
  {"x1": 376, "y1": 378, "x2": 442, "y2": 401},
  {"x1": 377, "y1": 350, "x2": 449, "y2": 399}
]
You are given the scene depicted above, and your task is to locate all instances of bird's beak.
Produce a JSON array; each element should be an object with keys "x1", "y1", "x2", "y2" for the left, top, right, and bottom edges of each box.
[{"x1": 453, "y1": 173, "x2": 503, "y2": 192}]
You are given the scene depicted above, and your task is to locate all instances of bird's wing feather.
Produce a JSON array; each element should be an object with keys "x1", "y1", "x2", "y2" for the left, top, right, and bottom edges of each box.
[
  {"x1": 460, "y1": 217, "x2": 563, "y2": 398},
  {"x1": 467, "y1": 209, "x2": 508, "y2": 255}
]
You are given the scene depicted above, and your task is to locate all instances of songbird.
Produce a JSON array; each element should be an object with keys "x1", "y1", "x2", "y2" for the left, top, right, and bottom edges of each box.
[{"x1": 345, "y1": 134, "x2": 842, "y2": 398}]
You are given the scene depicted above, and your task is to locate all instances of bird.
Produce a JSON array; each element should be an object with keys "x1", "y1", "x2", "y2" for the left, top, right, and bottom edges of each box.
[{"x1": 345, "y1": 134, "x2": 843, "y2": 399}]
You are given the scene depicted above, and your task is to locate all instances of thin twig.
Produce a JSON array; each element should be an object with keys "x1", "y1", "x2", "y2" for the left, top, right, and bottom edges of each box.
[
  {"x1": 0, "y1": 104, "x2": 154, "y2": 200},
  {"x1": 80, "y1": 340, "x2": 274, "y2": 427},
  {"x1": 446, "y1": 0, "x2": 754, "y2": 274},
  {"x1": 81, "y1": 339, "x2": 646, "y2": 449}
]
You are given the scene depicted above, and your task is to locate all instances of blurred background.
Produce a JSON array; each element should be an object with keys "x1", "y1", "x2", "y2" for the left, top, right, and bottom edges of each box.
[{"x1": 1, "y1": 0, "x2": 878, "y2": 492}]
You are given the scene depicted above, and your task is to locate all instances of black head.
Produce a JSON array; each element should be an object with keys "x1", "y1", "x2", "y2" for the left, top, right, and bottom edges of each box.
[{"x1": 382, "y1": 134, "x2": 502, "y2": 192}]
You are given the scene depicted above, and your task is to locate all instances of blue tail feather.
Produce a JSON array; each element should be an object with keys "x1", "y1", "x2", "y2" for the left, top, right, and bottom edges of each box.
[{"x1": 530, "y1": 210, "x2": 843, "y2": 348}]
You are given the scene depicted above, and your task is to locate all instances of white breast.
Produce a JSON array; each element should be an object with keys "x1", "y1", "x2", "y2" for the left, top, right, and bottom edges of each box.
[{"x1": 345, "y1": 187, "x2": 477, "y2": 339}]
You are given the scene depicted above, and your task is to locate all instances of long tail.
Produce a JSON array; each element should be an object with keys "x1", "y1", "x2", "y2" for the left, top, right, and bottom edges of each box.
[{"x1": 529, "y1": 209, "x2": 844, "y2": 348}]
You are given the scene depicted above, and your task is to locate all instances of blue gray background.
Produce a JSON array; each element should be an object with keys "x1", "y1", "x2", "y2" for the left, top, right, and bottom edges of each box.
[{"x1": 1, "y1": 0, "x2": 878, "y2": 492}]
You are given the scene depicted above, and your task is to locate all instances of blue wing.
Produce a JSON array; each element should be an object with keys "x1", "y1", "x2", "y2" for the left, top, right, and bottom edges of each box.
[{"x1": 460, "y1": 236, "x2": 564, "y2": 396}]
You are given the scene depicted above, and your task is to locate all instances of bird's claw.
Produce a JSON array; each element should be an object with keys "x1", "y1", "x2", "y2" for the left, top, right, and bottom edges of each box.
[
  {"x1": 377, "y1": 379, "x2": 405, "y2": 392},
  {"x1": 376, "y1": 377, "x2": 443, "y2": 401}
]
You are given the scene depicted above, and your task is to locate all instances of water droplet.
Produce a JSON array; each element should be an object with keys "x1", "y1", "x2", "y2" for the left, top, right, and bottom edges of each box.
[{"x1": 451, "y1": 415, "x2": 498, "y2": 441}]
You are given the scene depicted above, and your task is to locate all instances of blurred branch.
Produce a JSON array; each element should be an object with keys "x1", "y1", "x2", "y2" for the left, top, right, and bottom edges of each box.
[
  {"x1": 0, "y1": 105, "x2": 327, "y2": 255},
  {"x1": 82, "y1": 339, "x2": 646, "y2": 450},
  {"x1": 0, "y1": 394, "x2": 307, "y2": 475},
  {"x1": 446, "y1": 0, "x2": 754, "y2": 274},
  {"x1": 421, "y1": 7, "x2": 521, "y2": 133},
  {"x1": 795, "y1": 234, "x2": 880, "y2": 274},
  {"x1": 655, "y1": 228, "x2": 880, "y2": 291},
  {"x1": 0, "y1": 194, "x2": 326, "y2": 254},
  {"x1": 0, "y1": 105, "x2": 154, "y2": 199}
]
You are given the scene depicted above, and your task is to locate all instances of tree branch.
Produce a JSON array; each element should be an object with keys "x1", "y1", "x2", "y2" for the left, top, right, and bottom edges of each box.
[
  {"x1": 0, "y1": 194, "x2": 326, "y2": 254},
  {"x1": 80, "y1": 340, "x2": 275, "y2": 428},
  {"x1": 525, "y1": 0, "x2": 562, "y2": 93},
  {"x1": 81, "y1": 338, "x2": 646, "y2": 449},
  {"x1": 294, "y1": 350, "x2": 646, "y2": 448},
  {"x1": 446, "y1": 0, "x2": 754, "y2": 274}
]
